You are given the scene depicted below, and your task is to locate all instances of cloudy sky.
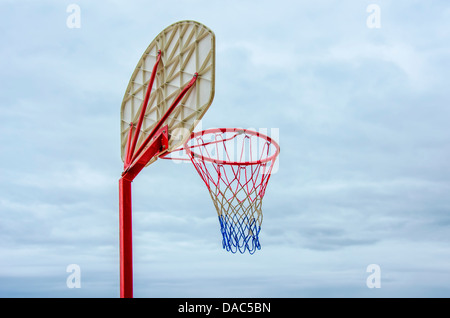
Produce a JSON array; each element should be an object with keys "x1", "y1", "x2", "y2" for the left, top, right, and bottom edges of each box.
[{"x1": 1, "y1": 0, "x2": 449, "y2": 297}]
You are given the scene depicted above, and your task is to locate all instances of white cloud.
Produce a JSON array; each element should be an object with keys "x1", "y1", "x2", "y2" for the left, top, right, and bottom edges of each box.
[
  {"x1": 219, "y1": 40, "x2": 298, "y2": 71},
  {"x1": 326, "y1": 41, "x2": 432, "y2": 88},
  {"x1": 12, "y1": 161, "x2": 115, "y2": 192}
]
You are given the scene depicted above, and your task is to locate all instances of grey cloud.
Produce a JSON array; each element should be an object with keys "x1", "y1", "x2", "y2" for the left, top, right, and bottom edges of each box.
[{"x1": 1, "y1": 0, "x2": 450, "y2": 298}]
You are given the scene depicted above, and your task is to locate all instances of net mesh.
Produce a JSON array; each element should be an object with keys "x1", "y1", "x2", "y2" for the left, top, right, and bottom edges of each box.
[{"x1": 185, "y1": 128, "x2": 279, "y2": 254}]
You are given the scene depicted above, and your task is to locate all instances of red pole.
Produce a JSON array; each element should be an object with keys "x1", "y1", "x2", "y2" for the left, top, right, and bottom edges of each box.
[
  {"x1": 118, "y1": 125, "x2": 169, "y2": 298},
  {"x1": 119, "y1": 177, "x2": 133, "y2": 298}
]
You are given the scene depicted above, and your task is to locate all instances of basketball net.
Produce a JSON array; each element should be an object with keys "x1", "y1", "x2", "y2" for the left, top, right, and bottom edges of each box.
[{"x1": 183, "y1": 128, "x2": 280, "y2": 254}]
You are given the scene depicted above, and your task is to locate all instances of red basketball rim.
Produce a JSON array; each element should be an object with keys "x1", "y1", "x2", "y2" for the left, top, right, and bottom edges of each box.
[{"x1": 184, "y1": 128, "x2": 280, "y2": 165}]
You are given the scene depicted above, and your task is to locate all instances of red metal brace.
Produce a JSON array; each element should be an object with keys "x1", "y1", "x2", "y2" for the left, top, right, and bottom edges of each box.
[
  {"x1": 122, "y1": 125, "x2": 168, "y2": 182},
  {"x1": 129, "y1": 73, "x2": 198, "y2": 165},
  {"x1": 124, "y1": 122, "x2": 135, "y2": 169},
  {"x1": 126, "y1": 50, "x2": 162, "y2": 165}
]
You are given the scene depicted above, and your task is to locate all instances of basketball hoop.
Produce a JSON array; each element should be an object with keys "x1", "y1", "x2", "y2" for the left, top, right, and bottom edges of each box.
[
  {"x1": 183, "y1": 128, "x2": 280, "y2": 254},
  {"x1": 118, "y1": 20, "x2": 280, "y2": 298}
]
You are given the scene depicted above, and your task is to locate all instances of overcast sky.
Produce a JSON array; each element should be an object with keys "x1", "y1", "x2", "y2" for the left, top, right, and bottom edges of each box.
[{"x1": 1, "y1": 0, "x2": 450, "y2": 297}]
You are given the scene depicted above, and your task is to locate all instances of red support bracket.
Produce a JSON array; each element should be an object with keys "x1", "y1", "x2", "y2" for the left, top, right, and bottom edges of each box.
[
  {"x1": 130, "y1": 73, "x2": 198, "y2": 163},
  {"x1": 122, "y1": 124, "x2": 169, "y2": 182}
]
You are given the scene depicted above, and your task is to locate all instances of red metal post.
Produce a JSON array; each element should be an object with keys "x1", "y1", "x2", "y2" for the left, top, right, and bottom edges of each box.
[
  {"x1": 119, "y1": 177, "x2": 133, "y2": 298},
  {"x1": 119, "y1": 125, "x2": 169, "y2": 298}
]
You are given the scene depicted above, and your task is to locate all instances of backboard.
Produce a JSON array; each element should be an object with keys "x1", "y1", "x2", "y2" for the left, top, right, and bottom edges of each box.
[{"x1": 120, "y1": 20, "x2": 215, "y2": 165}]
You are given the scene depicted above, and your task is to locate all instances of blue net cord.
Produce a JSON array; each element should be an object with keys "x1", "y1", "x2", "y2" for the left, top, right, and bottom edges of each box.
[{"x1": 218, "y1": 214, "x2": 261, "y2": 254}]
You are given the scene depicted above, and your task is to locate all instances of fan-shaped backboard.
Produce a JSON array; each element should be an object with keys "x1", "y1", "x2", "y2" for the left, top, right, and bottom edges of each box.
[{"x1": 120, "y1": 20, "x2": 215, "y2": 165}]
